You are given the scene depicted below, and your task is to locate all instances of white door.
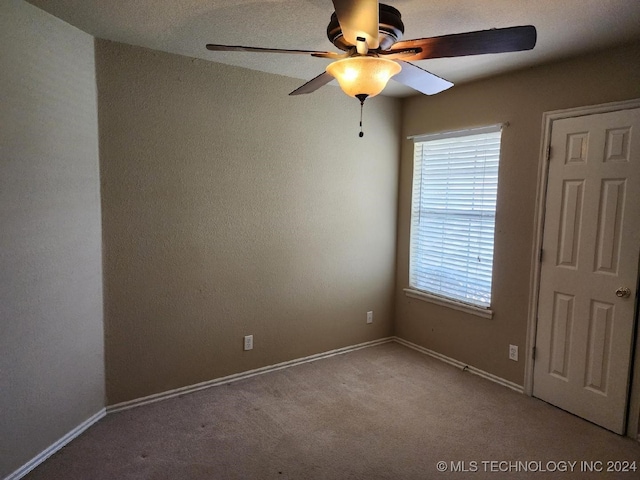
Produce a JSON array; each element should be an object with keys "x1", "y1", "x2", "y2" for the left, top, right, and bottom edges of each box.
[{"x1": 533, "y1": 107, "x2": 640, "y2": 434}]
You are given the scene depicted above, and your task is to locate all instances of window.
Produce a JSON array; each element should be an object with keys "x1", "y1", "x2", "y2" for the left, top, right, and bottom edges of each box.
[{"x1": 408, "y1": 125, "x2": 502, "y2": 311}]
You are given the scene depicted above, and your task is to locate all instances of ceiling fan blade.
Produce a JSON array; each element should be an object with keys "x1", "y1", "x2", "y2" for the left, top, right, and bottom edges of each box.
[
  {"x1": 393, "y1": 61, "x2": 453, "y2": 95},
  {"x1": 331, "y1": 0, "x2": 380, "y2": 49},
  {"x1": 289, "y1": 71, "x2": 334, "y2": 96},
  {"x1": 389, "y1": 25, "x2": 537, "y2": 61},
  {"x1": 206, "y1": 43, "x2": 338, "y2": 58},
  {"x1": 377, "y1": 47, "x2": 424, "y2": 60}
]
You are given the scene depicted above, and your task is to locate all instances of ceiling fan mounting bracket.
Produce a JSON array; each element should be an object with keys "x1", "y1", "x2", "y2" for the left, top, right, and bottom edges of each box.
[{"x1": 326, "y1": 3, "x2": 404, "y2": 52}]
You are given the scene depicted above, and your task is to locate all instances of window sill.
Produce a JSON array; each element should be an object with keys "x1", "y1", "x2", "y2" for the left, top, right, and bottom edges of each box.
[{"x1": 403, "y1": 288, "x2": 493, "y2": 319}]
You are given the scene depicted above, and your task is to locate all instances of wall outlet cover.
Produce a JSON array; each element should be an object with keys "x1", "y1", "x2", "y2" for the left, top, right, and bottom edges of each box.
[{"x1": 509, "y1": 344, "x2": 518, "y2": 361}]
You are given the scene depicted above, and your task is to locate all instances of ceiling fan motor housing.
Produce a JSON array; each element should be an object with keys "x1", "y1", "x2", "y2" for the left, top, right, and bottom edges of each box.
[{"x1": 327, "y1": 3, "x2": 404, "y2": 51}]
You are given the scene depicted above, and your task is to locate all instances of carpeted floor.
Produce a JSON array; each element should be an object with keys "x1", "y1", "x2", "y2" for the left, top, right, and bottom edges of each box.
[{"x1": 24, "y1": 342, "x2": 640, "y2": 479}]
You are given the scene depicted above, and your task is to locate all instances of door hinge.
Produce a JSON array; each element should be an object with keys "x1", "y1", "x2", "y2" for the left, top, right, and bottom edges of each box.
[
  {"x1": 546, "y1": 145, "x2": 552, "y2": 161},
  {"x1": 532, "y1": 346, "x2": 536, "y2": 360},
  {"x1": 539, "y1": 248, "x2": 544, "y2": 263}
]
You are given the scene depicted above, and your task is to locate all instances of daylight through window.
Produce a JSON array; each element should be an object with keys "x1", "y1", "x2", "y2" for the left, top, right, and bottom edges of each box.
[{"x1": 409, "y1": 125, "x2": 502, "y2": 308}]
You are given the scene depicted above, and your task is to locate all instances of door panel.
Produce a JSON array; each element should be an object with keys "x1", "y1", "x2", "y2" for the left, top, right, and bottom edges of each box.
[{"x1": 533, "y1": 107, "x2": 640, "y2": 434}]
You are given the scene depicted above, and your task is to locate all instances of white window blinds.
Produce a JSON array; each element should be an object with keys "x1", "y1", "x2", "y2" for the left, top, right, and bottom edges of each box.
[{"x1": 409, "y1": 125, "x2": 502, "y2": 308}]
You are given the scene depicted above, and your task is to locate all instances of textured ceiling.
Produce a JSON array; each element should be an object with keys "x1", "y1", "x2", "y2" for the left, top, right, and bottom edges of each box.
[{"x1": 26, "y1": 0, "x2": 640, "y2": 97}]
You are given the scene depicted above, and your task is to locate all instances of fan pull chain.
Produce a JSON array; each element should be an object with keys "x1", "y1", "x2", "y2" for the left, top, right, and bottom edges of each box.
[{"x1": 355, "y1": 94, "x2": 368, "y2": 138}]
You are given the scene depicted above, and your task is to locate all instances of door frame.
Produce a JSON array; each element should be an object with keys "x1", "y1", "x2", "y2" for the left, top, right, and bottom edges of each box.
[{"x1": 524, "y1": 98, "x2": 640, "y2": 439}]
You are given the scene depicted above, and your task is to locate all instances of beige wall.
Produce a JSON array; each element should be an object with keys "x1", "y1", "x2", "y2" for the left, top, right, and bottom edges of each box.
[
  {"x1": 396, "y1": 42, "x2": 640, "y2": 386},
  {"x1": 0, "y1": 2, "x2": 105, "y2": 478},
  {"x1": 96, "y1": 40, "x2": 401, "y2": 405}
]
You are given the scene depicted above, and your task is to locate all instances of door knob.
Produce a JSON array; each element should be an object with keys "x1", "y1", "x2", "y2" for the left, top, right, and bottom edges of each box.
[{"x1": 616, "y1": 287, "x2": 631, "y2": 298}]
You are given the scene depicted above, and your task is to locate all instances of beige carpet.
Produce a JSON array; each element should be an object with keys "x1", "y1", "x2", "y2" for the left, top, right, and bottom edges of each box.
[{"x1": 25, "y1": 342, "x2": 640, "y2": 479}]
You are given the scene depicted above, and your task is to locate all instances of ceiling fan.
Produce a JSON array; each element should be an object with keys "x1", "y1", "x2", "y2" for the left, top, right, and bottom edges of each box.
[{"x1": 206, "y1": 0, "x2": 536, "y2": 135}]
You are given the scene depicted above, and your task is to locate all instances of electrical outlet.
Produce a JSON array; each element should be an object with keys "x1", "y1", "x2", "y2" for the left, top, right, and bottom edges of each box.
[
  {"x1": 509, "y1": 344, "x2": 518, "y2": 361},
  {"x1": 244, "y1": 335, "x2": 253, "y2": 351},
  {"x1": 366, "y1": 311, "x2": 373, "y2": 324}
]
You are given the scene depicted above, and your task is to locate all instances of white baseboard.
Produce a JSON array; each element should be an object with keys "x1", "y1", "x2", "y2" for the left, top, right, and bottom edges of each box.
[
  {"x1": 4, "y1": 409, "x2": 106, "y2": 480},
  {"x1": 6, "y1": 335, "x2": 526, "y2": 480},
  {"x1": 393, "y1": 336, "x2": 524, "y2": 394},
  {"x1": 6, "y1": 340, "x2": 394, "y2": 480},
  {"x1": 107, "y1": 337, "x2": 395, "y2": 414}
]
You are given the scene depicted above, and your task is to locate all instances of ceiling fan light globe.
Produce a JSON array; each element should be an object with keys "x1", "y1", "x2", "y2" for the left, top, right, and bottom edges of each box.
[{"x1": 326, "y1": 56, "x2": 401, "y2": 98}]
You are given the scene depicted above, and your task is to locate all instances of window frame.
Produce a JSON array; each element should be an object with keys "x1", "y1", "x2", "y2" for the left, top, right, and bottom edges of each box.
[{"x1": 405, "y1": 124, "x2": 503, "y2": 318}]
